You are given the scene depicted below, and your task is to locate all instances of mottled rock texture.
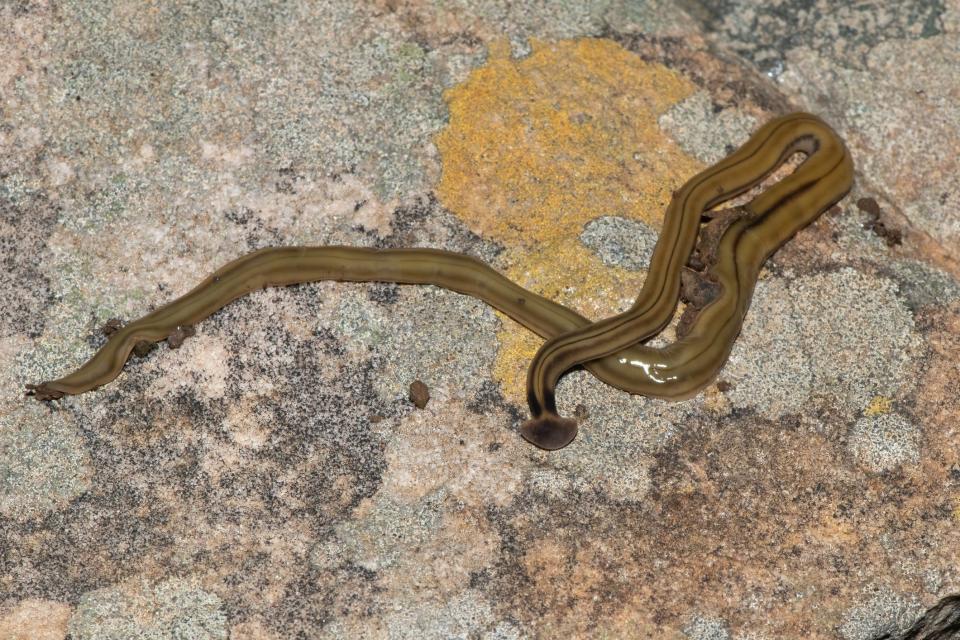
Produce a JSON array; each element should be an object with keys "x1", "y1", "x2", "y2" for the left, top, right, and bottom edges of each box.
[{"x1": 2, "y1": 1, "x2": 958, "y2": 638}]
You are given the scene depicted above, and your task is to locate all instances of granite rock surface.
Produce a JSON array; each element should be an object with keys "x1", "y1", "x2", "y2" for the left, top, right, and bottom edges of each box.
[{"x1": 2, "y1": 1, "x2": 959, "y2": 638}]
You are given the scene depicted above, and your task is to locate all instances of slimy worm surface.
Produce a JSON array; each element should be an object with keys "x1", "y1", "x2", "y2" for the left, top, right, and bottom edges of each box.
[
  {"x1": 520, "y1": 112, "x2": 854, "y2": 448},
  {"x1": 27, "y1": 112, "x2": 853, "y2": 451}
]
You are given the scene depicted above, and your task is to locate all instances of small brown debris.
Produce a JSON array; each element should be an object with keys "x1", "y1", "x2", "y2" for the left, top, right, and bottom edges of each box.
[
  {"x1": 369, "y1": 414, "x2": 385, "y2": 424},
  {"x1": 855, "y1": 197, "x2": 881, "y2": 217},
  {"x1": 102, "y1": 318, "x2": 123, "y2": 336},
  {"x1": 857, "y1": 197, "x2": 902, "y2": 247},
  {"x1": 877, "y1": 226, "x2": 902, "y2": 247},
  {"x1": 679, "y1": 268, "x2": 721, "y2": 308},
  {"x1": 167, "y1": 325, "x2": 196, "y2": 349},
  {"x1": 409, "y1": 380, "x2": 430, "y2": 409},
  {"x1": 691, "y1": 207, "x2": 746, "y2": 272},
  {"x1": 686, "y1": 251, "x2": 706, "y2": 271},
  {"x1": 716, "y1": 380, "x2": 732, "y2": 393},
  {"x1": 677, "y1": 269, "x2": 722, "y2": 340},
  {"x1": 574, "y1": 403, "x2": 589, "y2": 421}
]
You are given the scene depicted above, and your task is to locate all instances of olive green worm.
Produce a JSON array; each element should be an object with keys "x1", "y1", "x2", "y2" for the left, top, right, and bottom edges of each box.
[
  {"x1": 28, "y1": 112, "x2": 853, "y2": 452},
  {"x1": 520, "y1": 113, "x2": 853, "y2": 448}
]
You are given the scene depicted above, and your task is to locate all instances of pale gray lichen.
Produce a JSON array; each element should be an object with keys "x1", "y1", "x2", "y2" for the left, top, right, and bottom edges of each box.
[
  {"x1": 551, "y1": 369, "x2": 698, "y2": 502},
  {"x1": 604, "y1": 0, "x2": 696, "y2": 34},
  {"x1": 327, "y1": 285, "x2": 501, "y2": 404},
  {"x1": 326, "y1": 492, "x2": 446, "y2": 572},
  {"x1": 579, "y1": 215, "x2": 659, "y2": 271},
  {"x1": 724, "y1": 277, "x2": 810, "y2": 418},
  {"x1": 848, "y1": 413, "x2": 921, "y2": 472},
  {"x1": 40, "y1": 1, "x2": 452, "y2": 208},
  {"x1": 381, "y1": 591, "x2": 498, "y2": 640},
  {"x1": 659, "y1": 91, "x2": 757, "y2": 164},
  {"x1": 839, "y1": 587, "x2": 923, "y2": 640},
  {"x1": 779, "y1": 36, "x2": 960, "y2": 246},
  {"x1": 482, "y1": 620, "x2": 524, "y2": 640},
  {"x1": 0, "y1": 405, "x2": 91, "y2": 522},
  {"x1": 68, "y1": 578, "x2": 228, "y2": 640},
  {"x1": 886, "y1": 259, "x2": 960, "y2": 310},
  {"x1": 695, "y1": 0, "x2": 947, "y2": 73},
  {"x1": 443, "y1": 0, "x2": 611, "y2": 41},
  {"x1": 725, "y1": 268, "x2": 925, "y2": 420},
  {"x1": 684, "y1": 614, "x2": 731, "y2": 640}
]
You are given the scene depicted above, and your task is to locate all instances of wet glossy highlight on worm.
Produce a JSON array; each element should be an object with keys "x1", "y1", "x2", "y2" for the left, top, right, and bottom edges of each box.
[
  {"x1": 27, "y1": 112, "x2": 853, "y2": 452},
  {"x1": 519, "y1": 112, "x2": 853, "y2": 449}
]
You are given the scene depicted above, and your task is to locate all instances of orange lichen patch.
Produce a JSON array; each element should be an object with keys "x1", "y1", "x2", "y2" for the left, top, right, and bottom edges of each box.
[
  {"x1": 435, "y1": 37, "x2": 701, "y2": 402},
  {"x1": 437, "y1": 37, "x2": 699, "y2": 244},
  {"x1": 493, "y1": 325, "x2": 544, "y2": 403}
]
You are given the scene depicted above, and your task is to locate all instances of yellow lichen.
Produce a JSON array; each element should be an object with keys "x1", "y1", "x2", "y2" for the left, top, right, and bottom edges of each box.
[
  {"x1": 864, "y1": 395, "x2": 893, "y2": 417},
  {"x1": 435, "y1": 37, "x2": 702, "y2": 402}
]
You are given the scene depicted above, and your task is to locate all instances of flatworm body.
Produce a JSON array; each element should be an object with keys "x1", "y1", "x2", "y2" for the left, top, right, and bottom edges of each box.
[
  {"x1": 28, "y1": 112, "x2": 853, "y2": 451},
  {"x1": 520, "y1": 113, "x2": 854, "y2": 448}
]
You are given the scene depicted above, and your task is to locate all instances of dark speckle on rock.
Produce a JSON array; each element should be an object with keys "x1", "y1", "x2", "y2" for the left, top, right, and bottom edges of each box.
[
  {"x1": 574, "y1": 403, "x2": 589, "y2": 421},
  {"x1": 466, "y1": 379, "x2": 524, "y2": 423},
  {"x1": 689, "y1": 0, "x2": 948, "y2": 72},
  {"x1": 949, "y1": 465, "x2": 960, "y2": 483},
  {"x1": 367, "y1": 282, "x2": 400, "y2": 305}
]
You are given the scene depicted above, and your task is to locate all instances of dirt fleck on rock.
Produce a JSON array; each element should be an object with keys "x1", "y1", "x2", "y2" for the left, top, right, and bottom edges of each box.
[
  {"x1": 409, "y1": 380, "x2": 430, "y2": 409},
  {"x1": 857, "y1": 197, "x2": 902, "y2": 247},
  {"x1": 574, "y1": 403, "x2": 589, "y2": 421},
  {"x1": 856, "y1": 197, "x2": 881, "y2": 217},
  {"x1": 102, "y1": 318, "x2": 123, "y2": 336}
]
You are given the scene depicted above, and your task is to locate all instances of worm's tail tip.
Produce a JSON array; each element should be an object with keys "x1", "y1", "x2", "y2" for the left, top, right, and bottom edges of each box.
[
  {"x1": 25, "y1": 383, "x2": 65, "y2": 402},
  {"x1": 520, "y1": 413, "x2": 578, "y2": 451}
]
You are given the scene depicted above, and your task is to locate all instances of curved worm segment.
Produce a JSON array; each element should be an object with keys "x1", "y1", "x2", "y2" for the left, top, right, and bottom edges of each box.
[
  {"x1": 520, "y1": 113, "x2": 854, "y2": 447},
  {"x1": 26, "y1": 113, "x2": 853, "y2": 453}
]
